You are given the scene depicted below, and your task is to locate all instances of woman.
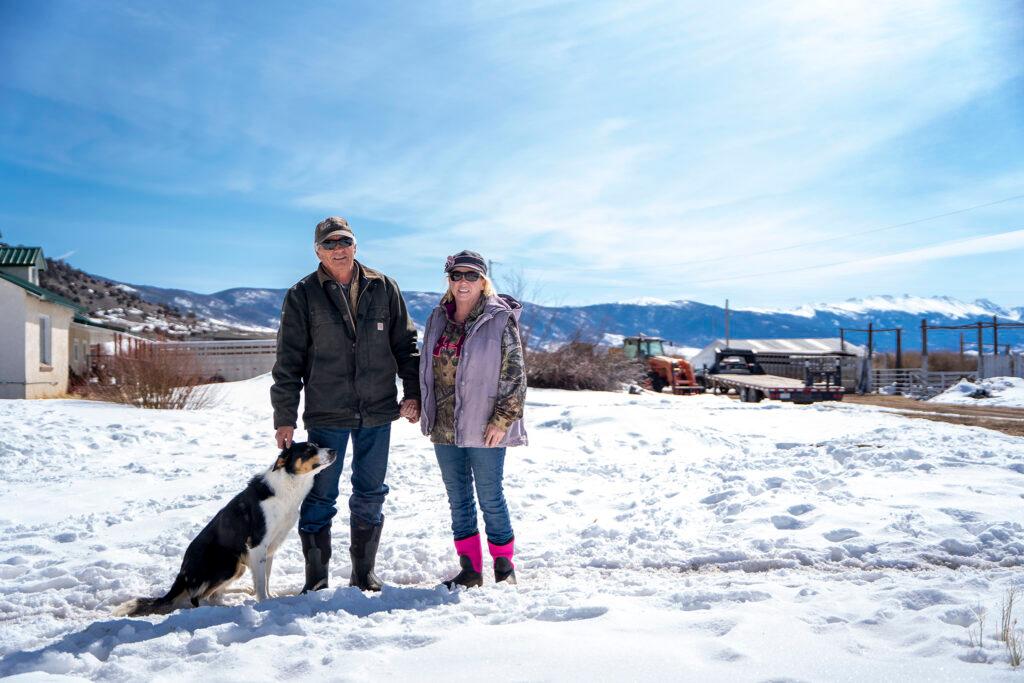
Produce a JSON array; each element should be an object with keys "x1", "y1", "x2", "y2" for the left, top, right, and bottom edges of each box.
[{"x1": 419, "y1": 250, "x2": 527, "y2": 588}]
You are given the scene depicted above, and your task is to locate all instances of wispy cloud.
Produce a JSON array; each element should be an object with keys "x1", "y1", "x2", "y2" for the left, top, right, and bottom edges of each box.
[{"x1": 2, "y1": 0, "x2": 1022, "y2": 304}]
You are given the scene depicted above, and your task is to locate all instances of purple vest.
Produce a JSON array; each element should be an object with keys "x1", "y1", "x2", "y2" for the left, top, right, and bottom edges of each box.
[{"x1": 419, "y1": 294, "x2": 528, "y2": 448}]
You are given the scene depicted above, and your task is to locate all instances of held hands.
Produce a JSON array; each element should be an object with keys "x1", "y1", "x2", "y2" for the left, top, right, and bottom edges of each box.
[
  {"x1": 275, "y1": 401, "x2": 418, "y2": 447},
  {"x1": 275, "y1": 426, "x2": 295, "y2": 449},
  {"x1": 483, "y1": 424, "x2": 508, "y2": 448},
  {"x1": 399, "y1": 399, "x2": 420, "y2": 423}
]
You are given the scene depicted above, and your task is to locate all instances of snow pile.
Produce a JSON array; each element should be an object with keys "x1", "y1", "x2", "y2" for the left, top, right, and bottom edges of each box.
[
  {"x1": 929, "y1": 377, "x2": 1024, "y2": 408},
  {"x1": 0, "y1": 377, "x2": 1023, "y2": 680}
]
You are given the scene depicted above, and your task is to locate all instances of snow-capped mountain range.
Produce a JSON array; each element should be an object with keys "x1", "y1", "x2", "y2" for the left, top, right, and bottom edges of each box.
[
  {"x1": 129, "y1": 281, "x2": 1024, "y2": 351},
  {"x1": 39, "y1": 257, "x2": 1024, "y2": 350}
]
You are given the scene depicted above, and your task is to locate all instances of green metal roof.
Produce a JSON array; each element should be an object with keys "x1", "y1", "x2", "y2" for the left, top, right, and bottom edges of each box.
[
  {"x1": 0, "y1": 246, "x2": 45, "y2": 268},
  {"x1": 73, "y1": 314, "x2": 130, "y2": 332},
  {"x1": 0, "y1": 270, "x2": 83, "y2": 312}
]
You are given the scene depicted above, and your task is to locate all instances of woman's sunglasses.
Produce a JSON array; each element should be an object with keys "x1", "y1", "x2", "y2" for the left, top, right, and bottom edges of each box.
[
  {"x1": 319, "y1": 236, "x2": 354, "y2": 250},
  {"x1": 449, "y1": 270, "x2": 482, "y2": 282}
]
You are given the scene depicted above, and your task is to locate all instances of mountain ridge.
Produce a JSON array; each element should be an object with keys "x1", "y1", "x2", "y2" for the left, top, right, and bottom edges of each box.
[{"x1": 38, "y1": 257, "x2": 1024, "y2": 351}]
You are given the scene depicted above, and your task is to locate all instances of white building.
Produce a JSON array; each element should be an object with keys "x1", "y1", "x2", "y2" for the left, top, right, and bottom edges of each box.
[
  {"x1": 0, "y1": 248, "x2": 82, "y2": 399},
  {"x1": 161, "y1": 339, "x2": 278, "y2": 382},
  {"x1": 689, "y1": 337, "x2": 866, "y2": 372}
]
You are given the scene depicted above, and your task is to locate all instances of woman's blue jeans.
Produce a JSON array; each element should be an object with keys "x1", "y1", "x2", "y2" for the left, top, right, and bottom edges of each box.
[{"x1": 433, "y1": 444, "x2": 513, "y2": 545}]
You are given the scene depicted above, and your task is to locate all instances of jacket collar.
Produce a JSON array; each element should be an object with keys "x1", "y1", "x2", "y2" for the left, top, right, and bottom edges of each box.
[
  {"x1": 316, "y1": 260, "x2": 384, "y2": 287},
  {"x1": 436, "y1": 294, "x2": 518, "y2": 335}
]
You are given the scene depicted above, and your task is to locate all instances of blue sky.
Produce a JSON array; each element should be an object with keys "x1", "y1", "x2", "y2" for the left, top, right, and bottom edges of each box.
[{"x1": 1, "y1": 1, "x2": 1023, "y2": 307}]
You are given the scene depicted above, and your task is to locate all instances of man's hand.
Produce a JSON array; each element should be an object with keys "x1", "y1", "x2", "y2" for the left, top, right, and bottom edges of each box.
[
  {"x1": 275, "y1": 426, "x2": 295, "y2": 449},
  {"x1": 399, "y1": 399, "x2": 420, "y2": 423},
  {"x1": 483, "y1": 424, "x2": 507, "y2": 448}
]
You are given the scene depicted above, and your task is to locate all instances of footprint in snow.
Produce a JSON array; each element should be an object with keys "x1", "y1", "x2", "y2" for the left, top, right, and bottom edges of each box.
[
  {"x1": 700, "y1": 491, "x2": 736, "y2": 506},
  {"x1": 535, "y1": 606, "x2": 609, "y2": 622},
  {"x1": 787, "y1": 504, "x2": 815, "y2": 516},
  {"x1": 771, "y1": 515, "x2": 810, "y2": 530},
  {"x1": 713, "y1": 647, "x2": 745, "y2": 662},
  {"x1": 823, "y1": 528, "x2": 860, "y2": 542},
  {"x1": 690, "y1": 618, "x2": 737, "y2": 636},
  {"x1": 938, "y1": 508, "x2": 979, "y2": 523}
]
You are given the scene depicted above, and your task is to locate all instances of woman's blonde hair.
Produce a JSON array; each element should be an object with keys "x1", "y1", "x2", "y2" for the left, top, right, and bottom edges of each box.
[{"x1": 440, "y1": 273, "x2": 496, "y2": 303}]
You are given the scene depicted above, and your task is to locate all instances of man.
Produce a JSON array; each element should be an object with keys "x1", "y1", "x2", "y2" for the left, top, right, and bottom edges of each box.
[{"x1": 271, "y1": 216, "x2": 420, "y2": 593}]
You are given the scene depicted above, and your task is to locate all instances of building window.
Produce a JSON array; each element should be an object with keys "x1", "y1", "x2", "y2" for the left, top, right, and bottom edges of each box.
[{"x1": 39, "y1": 315, "x2": 52, "y2": 365}]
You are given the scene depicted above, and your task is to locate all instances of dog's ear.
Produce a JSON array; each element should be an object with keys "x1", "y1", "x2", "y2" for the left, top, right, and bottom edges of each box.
[{"x1": 273, "y1": 448, "x2": 288, "y2": 470}]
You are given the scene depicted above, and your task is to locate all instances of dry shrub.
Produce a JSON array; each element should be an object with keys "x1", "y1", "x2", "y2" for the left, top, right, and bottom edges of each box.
[
  {"x1": 86, "y1": 347, "x2": 216, "y2": 410},
  {"x1": 872, "y1": 351, "x2": 978, "y2": 371},
  {"x1": 527, "y1": 341, "x2": 644, "y2": 391}
]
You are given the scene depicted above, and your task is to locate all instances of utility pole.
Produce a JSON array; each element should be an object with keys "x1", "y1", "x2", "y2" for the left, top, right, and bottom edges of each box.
[
  {"x1": 920, "y1": 320, "x2": 929, "y2": 373},
  {"x1": 725, "y1": 299, "x2": 730, "y2": 346},
  {"x1": 867, "y1": 322, "x2": 874, "y2": 363},
  {"x1": 977, "y1": 321, "x2": 984, "y2": 378},
  {"x1": 993, "y1": 316, "x2": 999, "y2": 356},
  {"x1": 895, "y1": 328, "x2": 902, "y2": 369}
]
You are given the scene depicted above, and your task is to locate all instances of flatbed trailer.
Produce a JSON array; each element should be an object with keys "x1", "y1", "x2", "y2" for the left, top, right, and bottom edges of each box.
[{"x1": 702, "y1": 348, "x2": 844, "y2": 404}]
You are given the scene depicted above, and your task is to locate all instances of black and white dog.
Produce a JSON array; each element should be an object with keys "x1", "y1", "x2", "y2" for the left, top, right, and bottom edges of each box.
[{"x1": 116, "y1": 441, "x2": 336, "y2": 617}]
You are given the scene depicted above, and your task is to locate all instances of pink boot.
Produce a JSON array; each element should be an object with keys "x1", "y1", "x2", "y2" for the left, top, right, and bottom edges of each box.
[
  {"x1": 444, "y1": 534, "x2": 483, "y2": 589},
  {"x1": 488, "y1": 538, "x2": 516, "y2": 584}
]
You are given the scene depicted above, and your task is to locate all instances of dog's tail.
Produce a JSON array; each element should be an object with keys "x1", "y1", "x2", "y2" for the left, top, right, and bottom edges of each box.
[{"x1": 114, "y1": 574, "x2": 188, "y2": 617}]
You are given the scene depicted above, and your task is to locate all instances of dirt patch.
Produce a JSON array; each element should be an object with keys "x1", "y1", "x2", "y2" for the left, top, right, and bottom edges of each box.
[{"x1": 843, "y1": 394, "x2": 1024, "y2": 437}]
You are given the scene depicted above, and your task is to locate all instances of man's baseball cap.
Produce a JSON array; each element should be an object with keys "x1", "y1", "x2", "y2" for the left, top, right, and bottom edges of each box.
[{"x1": 315, "y1": 216, "x2": 355, "y2": 244}]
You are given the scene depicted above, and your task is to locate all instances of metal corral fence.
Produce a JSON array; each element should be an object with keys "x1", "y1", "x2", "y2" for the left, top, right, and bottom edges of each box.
[
  {"x1": 869, "y1": 353, "x2": 1024, "y2": 397},
  {"x1": 89, "y1": 338, "x2": 278, "y2": 383},
  {"x1": 159, "y1": 339, "x2": 277, "y2": 382}
]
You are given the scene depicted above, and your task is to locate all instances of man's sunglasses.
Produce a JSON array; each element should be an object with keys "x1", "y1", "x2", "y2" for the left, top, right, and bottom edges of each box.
[
  {"x1": 449, "y1": 270, "x2": 482, "y2": 282},
  {"x1": 319, "y1": 236, "x2": 354, "y2": 250}
]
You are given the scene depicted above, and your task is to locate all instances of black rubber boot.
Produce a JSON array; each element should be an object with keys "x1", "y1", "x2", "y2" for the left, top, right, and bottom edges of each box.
[
  {"x1": 300, "y1": 527, "x2": 331, "y2": 594},
  {"x1": 349, "y1": 517, "x2": 383, "y2": 592},
  {"x1": 494, "y1": 557, "x2": 517, "y2": 585},
  {"x1": 443, "y1": 555, "x2": 484, "y2": 590}
]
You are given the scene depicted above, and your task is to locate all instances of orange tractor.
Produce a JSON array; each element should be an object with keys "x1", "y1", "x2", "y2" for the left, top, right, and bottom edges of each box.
[{"x1": 619, "y1": 335, "x2": 704, "y2": 395}]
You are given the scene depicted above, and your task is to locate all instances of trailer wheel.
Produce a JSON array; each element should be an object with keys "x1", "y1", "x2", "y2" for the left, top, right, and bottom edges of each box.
[{"x1": 740, "y1": 387, "x2": 752, "y2": 402}]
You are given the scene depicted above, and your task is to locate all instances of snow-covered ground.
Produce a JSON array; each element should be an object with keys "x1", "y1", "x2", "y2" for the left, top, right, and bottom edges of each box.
[
  {"x1": 930, "y1": 377, "x2": 1024, "y2": 409},
  {"x1": 1, "y1": 377, "x2": 1023, "y2": 681}
]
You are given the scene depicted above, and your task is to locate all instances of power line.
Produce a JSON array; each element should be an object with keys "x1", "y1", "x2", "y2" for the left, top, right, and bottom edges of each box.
[{"x1": 558, "y1": 192, "x2": 1024, "y2": 273}]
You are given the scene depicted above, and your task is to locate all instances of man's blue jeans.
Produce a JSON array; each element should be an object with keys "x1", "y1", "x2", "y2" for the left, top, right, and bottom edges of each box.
[
  {"x1": 300, "y1": 424, "x2": 391, "y2": 533},
  {"x1": 433, "y1": 444, "x2": 514, "y2": 545}
]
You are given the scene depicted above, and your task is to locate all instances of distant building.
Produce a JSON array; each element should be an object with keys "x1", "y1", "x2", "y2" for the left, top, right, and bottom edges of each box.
[
  {"x1": 689, "y1": 337, "x2": 866, "y2": 373},
  {"x1": 0, "y1": 247, "x2": 82, "y2": 399},
  {"x1": 160, "y1": 339, "x2": 277, "y2": 382}
]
